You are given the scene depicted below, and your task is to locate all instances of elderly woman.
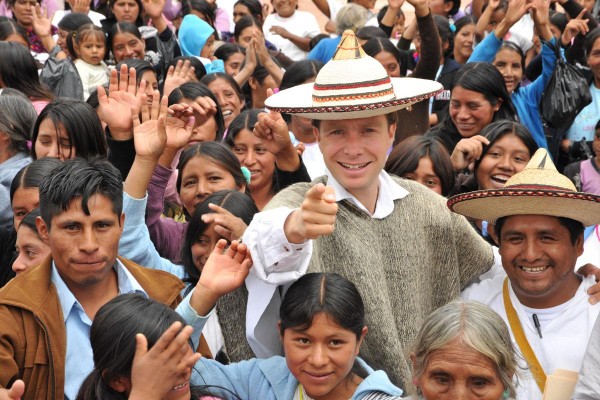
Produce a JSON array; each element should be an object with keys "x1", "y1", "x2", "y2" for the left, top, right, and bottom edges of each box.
[
  {"x1": 407, "y1": 300, "x2": 517, "y2": 400},
  {"x1": 0, "y1": 92, "x2": 35, "y2": 230}
]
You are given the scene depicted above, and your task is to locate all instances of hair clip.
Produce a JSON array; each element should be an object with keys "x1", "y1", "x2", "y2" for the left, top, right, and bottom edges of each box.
[
  {"x1": 449, "y1": 24, "x2": 456, "y2": 33},
  {"x1": 241, "y1": 166, "x2": 251, "y2": 184}
]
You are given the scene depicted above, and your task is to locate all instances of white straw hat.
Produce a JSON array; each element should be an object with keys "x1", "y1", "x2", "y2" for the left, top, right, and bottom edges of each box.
[
  {"x1": 264, "y1": 30, "x2": 443, "y2": 120},
  {"x1": 447, "y1": 149, "x2": 600, "y2": 227}
]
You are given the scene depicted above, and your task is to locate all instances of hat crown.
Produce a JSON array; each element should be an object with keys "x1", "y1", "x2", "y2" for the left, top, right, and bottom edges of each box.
[
  {"x1": 505, "y1": 148, "x2": 577, "y2": 191},
  {"x1": 311, "y1": 30, "x2": 396, "y2": 107}
]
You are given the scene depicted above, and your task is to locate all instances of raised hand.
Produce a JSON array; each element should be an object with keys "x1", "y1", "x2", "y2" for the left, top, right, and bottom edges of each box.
[
  {"x1": 32, "y1": 4, "x2": 53, "y2": 39},
  {"x1": 202, "y1": 203, "x2": 249, "y2": 241},
  {"x1": 530, "y1": 0, "x2": 551, "y2": 27},
  {"x1": 254, "y1": 109, "x2": 293, "y2": 156},
  {"x1": 188, "y1": 96, "x2": 218, "y2": 129},
  {"x1": 163, "y1": 103, "x2": 196, "y2": 150},
  {"x1": 142, "y1": 0, "x2": 166, "y2": 19},
  {"x1": 131, "y1": 90, "x2": 167, "y2": 161},
  {"x1": 0, "y1": 380, "x2": 25, "y2": 400},
  {"x1": 450, "y1": 135, "x2": 490, "y2": 171},
  {"x1": 97, "y1": 64, "x2": 146, "y2": 140},
  {"x1": 129, "y1": 322, "x2": 200, "y2": 400},
  {"x1": 190, "y1": 240, "x2": 253, "y2": 316},
  {"x1": 252, "y1": 30, "x2": 272, "y2": 65},
  {"x1": 163, "y1": 59, "x2": 196, "y2": 98},
  {"x1": 561, "y1": 9, "x2": 589, "y2": 45},
  {"x1": 284, "y1": 183, "x2": 338, "y2": 244},
  {"x1": 498, "y1": 0, "x2": 532, "y2": 34},
  {"x1": 71, "y1": 0, "x2": 91, "y2": 14}
]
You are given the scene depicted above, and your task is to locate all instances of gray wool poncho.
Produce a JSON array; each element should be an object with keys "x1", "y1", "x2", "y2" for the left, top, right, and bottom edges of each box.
[{"x1": 216, "y1": 175, "x2": 494, "y2": 390}]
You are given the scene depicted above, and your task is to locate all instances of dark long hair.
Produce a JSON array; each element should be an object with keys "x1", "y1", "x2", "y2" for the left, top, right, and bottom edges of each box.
[
  {"x1": 75, "y1": 294, "x2": 188, "y2": 400},
  {"x1": 385, "y1": 136, "x2": 456, "y2": 197},
  {"x1": 181, "y1": 190, "x2": 258, "y2": 289},
  {"x1": 31, "y1": 98, "x2": 109, "y2": 160},
  {"x1": 168, "y1": 82, "x2": 225, "y2": 141},
  {"x1": 280, "y1": 273, "x2": 365, "y2": 341},
  {"x1": 363, "y1": 37, "x2": 405, "y2": 76},
  {"x1": 439, "y1": 62, "x2": 517, "y2": 135},
  {"x1": 0, "y1": 42, "x2": 54, "y2": 101},
  {"x1": 473, "y1": 120, "x2": 538, "y2": 177},
  {"x1": 0, "y1": 20, "x2": 28, "y2": 45},
  {"x1": 176, "y1": 141, "x2": 248, "y2": 197},
  {"x1": 10, "y1": 158, "x2": 62, "y2": 203}
]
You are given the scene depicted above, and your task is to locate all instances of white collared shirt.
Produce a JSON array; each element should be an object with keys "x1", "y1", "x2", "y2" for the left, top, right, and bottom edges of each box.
[{"x1": 242, "y1": 170, "x2": 408, "y2": 357}]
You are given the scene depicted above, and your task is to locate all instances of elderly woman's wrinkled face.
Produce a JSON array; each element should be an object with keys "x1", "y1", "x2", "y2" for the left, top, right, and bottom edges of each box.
[{"x1": 416, "y1": 338, "x2": 506, "y2": 400}]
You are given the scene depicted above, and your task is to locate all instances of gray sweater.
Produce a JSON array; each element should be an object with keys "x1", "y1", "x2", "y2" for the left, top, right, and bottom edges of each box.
[{"x1": 217, "y1": 175, "x2": 494, "y2": 390}]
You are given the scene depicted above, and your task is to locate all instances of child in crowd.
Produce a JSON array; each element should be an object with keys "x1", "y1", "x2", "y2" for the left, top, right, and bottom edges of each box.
[
  {"x1": 69, "y1": 23, "x2": 109, "y2": 100},
  {"x1": 385, "y1": 136, "x2": 456, "y2": 197}
]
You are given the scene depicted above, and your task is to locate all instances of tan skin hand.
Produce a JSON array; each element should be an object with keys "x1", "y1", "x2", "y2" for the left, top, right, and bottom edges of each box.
[
  {"x1": 0, "y1": 380, "x2": 25, "y2": 400},
  {"x1": 284, "y1": 183, "x2": 338, "y2": 244},
  {"x1": 163, "y1": 59, "x2": 196, "y2": 98},
  {"x1": 450, "y1": 135, "x2": 491, "y2": 171},
  {"x1": 253, "y1": 99, "x2": 300, "y2": 171},
  {"x1": 129, "y1": 323, "x2": 201, "y2": 400},
  {"x1": 190, "y1": 240, "x2": 253, "y2": 316},
  {"x1": 578, "y1": 263, "x2": 600, "y2": 304},
  {"x1": 561, "y1": 9, "x2": 589, "y2": 45},
  {"x1": 97, "y1": 64, "x2": 146, "y2": 140},
  {"x1": 71, "y1": 0, "x2": 91, "y2": 14},
  {"x1": 202, "y1": 203, "x2": 248, "y2": 241}
]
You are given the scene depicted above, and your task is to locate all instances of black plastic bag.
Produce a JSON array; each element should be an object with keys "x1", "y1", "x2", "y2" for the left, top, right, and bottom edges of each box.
[{"x1": 540, "y1": 41, "x2": 592, "y2": 131}]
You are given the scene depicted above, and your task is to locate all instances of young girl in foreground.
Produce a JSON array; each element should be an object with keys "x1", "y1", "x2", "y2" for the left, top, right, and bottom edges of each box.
[{"x1": 80, "y1": 241, "x2": 403, "y2": 400}]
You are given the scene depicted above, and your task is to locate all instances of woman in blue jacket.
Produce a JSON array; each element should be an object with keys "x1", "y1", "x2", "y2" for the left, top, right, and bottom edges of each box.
[
  {"x1": 468, "y1": 0, "x2": 557, "y2": 150},
  {"x1": 77, "y1": 240, "x2": 404, "y2": 400}
]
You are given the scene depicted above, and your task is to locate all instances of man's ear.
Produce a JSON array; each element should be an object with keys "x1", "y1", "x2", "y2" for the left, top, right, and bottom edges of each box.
[
  {"x1": 488, "y1": 221, "x2": 499, "y2": 246},
  {"x1": 409, "y1": 353, "x2": 420, "y2": 386},
  {"x1": 313, "y1": 126, "x2": 320, "y2": 143},
  {"x1": 387, "y1": 122, "x2": 396, "y2": 145},
  {"x1": 119, "y1": 212, "x2": 125, "y2": 231},
  {"x1": 35, "y1": 216, "x2": 50, "y2": 244},
  {"x1": 278, "y1": 320, "x2": 284, "y2": 343}
]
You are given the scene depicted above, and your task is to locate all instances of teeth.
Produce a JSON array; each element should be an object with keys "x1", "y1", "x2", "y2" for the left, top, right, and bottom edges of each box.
[
  {"x1": 492, "y1": 175, "x2": 510, "y2": 182},
  {"x1": 521, "y1": 266, "x2": 548, "y2": 273},
  {"x1": 172, "y1": 382, "x2": 187, "y2": 390},
  {"x1": 340, "y1": 162, "x2": 368, "y2": 169},
  {"x1": 222, "y1": 110, "x2": 232, "y2": 116}
]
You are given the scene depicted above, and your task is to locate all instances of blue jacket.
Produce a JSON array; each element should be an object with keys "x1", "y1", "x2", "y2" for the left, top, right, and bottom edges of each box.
[
  {"x1": 192, "y1": 337, "x2": 403, "y2": 399},
  {"x1": 469, "y1": 33, "x2": 559, "y2": 150},
  {"x1": 118, "y1": 193, "x2": 189, "y2": 287}
]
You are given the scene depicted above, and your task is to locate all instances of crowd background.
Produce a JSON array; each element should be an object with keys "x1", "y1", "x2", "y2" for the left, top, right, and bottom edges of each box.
[{"x1": 2, "y1": 0, "x2": 600, "y2": 397}]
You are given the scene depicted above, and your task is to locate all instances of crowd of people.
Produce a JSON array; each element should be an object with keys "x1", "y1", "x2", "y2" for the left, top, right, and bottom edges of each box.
[{"x1": 1, "y1": 0, "x2": 600, "y2": 397}]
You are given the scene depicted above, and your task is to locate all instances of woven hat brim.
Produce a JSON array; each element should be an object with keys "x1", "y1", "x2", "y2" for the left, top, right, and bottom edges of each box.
[
  {"x1": 265, "y1": 78, "x2": 443, "y2": 120},
  {"x1": 447, "y1": 189, "x2": 600, "y2": 227}
]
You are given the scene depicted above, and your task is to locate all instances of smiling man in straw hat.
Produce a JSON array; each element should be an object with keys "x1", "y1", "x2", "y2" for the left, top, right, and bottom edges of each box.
[
  {"x1": 453, "y1": 148, "x2": 600, "y2": 400},
  {"x1": 221, "y1": 28, "x2": 500, "y2": 390}
]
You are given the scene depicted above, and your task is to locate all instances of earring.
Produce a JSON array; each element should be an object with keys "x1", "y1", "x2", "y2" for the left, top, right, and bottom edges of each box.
[{"x1": 502, "y1": 389, "x2": 510, "y2": 399}]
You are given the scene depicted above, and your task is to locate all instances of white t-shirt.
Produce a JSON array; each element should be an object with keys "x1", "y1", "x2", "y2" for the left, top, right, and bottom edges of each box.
[
  {"x1": 577, "y1": 226, "x2": 600, "y2": 269},
  {"x1": 462, "y1": 275, "x2": 600, "y2": 400},
  {"x1": 52, "y1": 9, "x2": 105, "y2": 28},
  {"x1": 301, "y1": 142, "x2": 326, "y2": 180},
  {"x1": 263, "y1": 11, "x2": 321, "y2": 61}
]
